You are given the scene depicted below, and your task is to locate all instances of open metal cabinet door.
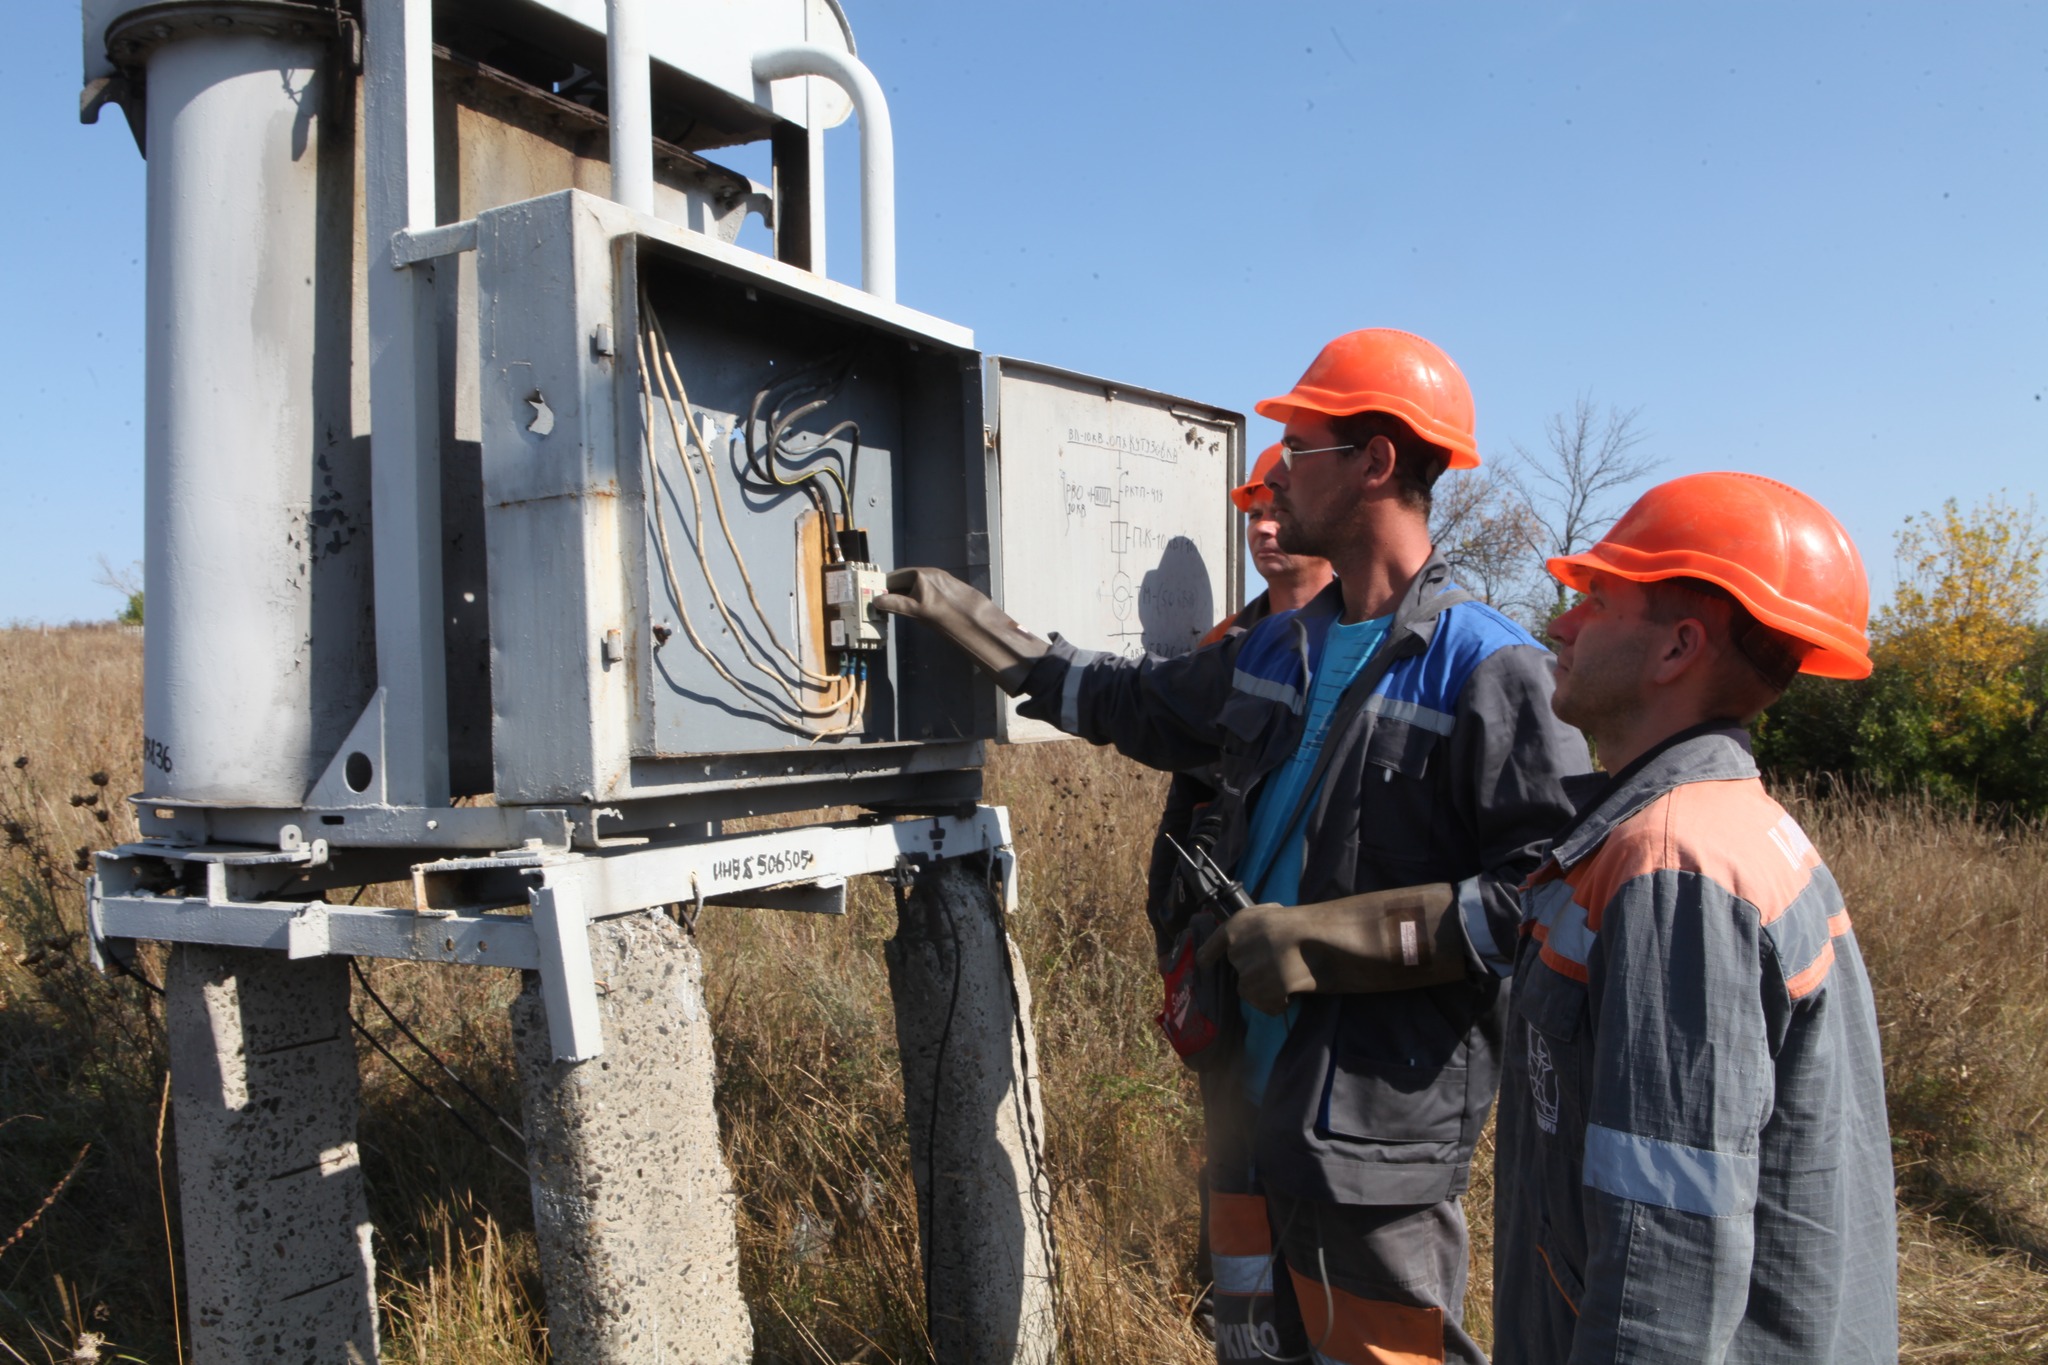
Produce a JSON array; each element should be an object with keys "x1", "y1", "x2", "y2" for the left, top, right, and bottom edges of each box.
[{"x1": 986, "y1": 358, "x2": 1245, "y2": 743}]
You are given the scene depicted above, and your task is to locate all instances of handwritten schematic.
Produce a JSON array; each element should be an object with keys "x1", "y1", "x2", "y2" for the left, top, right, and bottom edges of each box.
[{"x1": 986, "y1": 358, "x2": 1244, "y2": 742}]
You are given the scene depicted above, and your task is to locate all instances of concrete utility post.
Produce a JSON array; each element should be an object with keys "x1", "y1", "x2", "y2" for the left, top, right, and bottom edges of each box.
[
  {"x1": 888, "y1": 858, "x2": 1059, "y2": 1364},
  {"x1": 165, "y1": 947, "x2": 378, "y2": 1361},
  {"x1": 511, "y1": 912, "x2": 752, "y2": 1363},
  {"x1": 83, "y1": 0, "x2": 1241, "y2": 1358}
]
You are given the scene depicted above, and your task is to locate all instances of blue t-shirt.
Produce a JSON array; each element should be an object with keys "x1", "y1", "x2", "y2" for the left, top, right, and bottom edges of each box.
[{"x1": 1237, "y1": 614, "x2": 1393, "y2": 1104}]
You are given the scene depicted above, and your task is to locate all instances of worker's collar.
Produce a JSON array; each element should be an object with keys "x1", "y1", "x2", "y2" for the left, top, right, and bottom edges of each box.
[
  {"x1": 1293, "y1": 551, "x2": 1454, "y2": 636},
  {"x1": 1543, "y1": 721, "x2": 1758, "y2": 871}
]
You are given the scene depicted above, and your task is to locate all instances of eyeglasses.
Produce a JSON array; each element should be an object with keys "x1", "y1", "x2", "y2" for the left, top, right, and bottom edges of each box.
[{"x1": 1278, "y1": 442, "x2": 1357, "y2": 470}]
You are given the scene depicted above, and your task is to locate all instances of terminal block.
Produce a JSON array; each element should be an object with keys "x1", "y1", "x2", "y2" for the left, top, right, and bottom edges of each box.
[{"x1": 823, "y1": 560, "x2": 888, "y2": 655}]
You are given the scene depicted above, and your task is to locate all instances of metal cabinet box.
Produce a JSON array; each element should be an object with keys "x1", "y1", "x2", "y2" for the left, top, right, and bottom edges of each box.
[
  {"x1": 472, "y1": 190, "x2": 1247, "y2": 813},
  {"x1": 475, "y1": 189, "x2": 996, "y2": 809}
]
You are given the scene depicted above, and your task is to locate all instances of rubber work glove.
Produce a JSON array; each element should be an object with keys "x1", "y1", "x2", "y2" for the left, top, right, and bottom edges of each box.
[
  {"x1": 872, "y1": 567, "x2": 1049, "y2": 695},
  {"x1": 1196, "y1": 882, "x2": 1463, "y2": 1014}
]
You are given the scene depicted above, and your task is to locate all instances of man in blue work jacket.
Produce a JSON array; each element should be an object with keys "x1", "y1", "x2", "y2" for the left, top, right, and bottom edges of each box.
[{"x1": 878, "y1": 329, "x2": 1590, "y2": 1365}]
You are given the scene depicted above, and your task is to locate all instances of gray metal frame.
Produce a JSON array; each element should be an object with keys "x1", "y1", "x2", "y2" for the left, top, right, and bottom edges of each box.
[{"x1": 95, "y1": 806, "x2": 1016, "y2": 1060}]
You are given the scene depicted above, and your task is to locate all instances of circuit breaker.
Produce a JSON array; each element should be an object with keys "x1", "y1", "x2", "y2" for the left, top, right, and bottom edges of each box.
[{"x1": 823, "y1": 559, "x2": 888, "y2": 656}]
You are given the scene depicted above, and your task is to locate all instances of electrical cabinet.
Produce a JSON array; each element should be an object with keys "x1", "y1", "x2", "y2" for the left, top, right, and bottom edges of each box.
[{"x1": 472, "y1": 190, "x2": 1245, "y2": 812}]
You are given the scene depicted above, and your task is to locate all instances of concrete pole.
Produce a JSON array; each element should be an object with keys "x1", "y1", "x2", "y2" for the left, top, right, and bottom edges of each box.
[
  {"x1": 511, "y1": 911, "x2": 752, "y2": 1364},
  {"x1": 164, "y1": 946, "x2": 378, "y2": 1363},
  {"x1": 886, "y1": 857, "x2": 1057, "y2": 1364}
]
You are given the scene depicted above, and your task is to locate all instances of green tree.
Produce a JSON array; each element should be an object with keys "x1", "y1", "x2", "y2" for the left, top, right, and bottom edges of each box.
[
  {"x1": 1757, "y1": 494, "x2": 2048, "y2": 815},
  {"x1": 94, "y1": 555, "x2": 143, "y2": 626},
  {"x1": 1875, "y1": 495, "x2": 2043, "y2": 745}
]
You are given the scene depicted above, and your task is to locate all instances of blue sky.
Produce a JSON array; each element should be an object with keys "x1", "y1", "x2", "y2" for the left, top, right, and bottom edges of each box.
[{"x1": 3, "y1": 1, "x2": 2042, "y2": 622}]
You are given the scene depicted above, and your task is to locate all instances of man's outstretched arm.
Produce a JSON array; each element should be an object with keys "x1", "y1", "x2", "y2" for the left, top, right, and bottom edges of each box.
[{"x1": 877, "y1": 566, "x2": 1243, "y2": 773}]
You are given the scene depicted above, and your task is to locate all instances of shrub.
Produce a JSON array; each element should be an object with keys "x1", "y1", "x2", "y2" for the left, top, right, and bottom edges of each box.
[{"x1": 1757, "y1": 495, "x2": 2048, "y2": 817}]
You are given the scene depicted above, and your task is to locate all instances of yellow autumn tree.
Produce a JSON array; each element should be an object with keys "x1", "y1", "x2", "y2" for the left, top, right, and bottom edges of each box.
[{"x1": 1871, "y1": 494, "x2": 2045, "y2": 742}]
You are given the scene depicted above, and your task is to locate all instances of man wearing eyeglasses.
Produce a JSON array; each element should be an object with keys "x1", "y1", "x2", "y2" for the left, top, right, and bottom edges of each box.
[{"x1": 879, "y1": 330, "x2": 1588, "y2": 1364}]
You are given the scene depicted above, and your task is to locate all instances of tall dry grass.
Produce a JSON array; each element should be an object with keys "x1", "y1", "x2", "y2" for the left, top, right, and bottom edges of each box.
[
  {"x1": 1, "y1": 624, "x2": 2044, "y2": 1361},
  {"x1": 1789, "y1": 788, "x2": 2048, "y2": 1359}
]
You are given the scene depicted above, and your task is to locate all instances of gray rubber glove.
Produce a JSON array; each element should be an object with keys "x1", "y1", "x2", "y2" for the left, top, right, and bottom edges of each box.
[
  {"x1": 872, "y1": 567, "x2": 1049, "y2": 695},
  {"x1": 1197, "y1": 882, "x2": 1462, "y2": 1013}
]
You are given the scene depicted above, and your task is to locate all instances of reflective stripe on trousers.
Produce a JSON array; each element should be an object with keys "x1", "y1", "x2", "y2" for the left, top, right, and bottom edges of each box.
[
  {"x1": 1287, "y1": 1266, "x2": 1446, "y2": 1365},
  {"x1": 1210, "y1": 1191, "x2": 1290, "y2": 1364},
  {"x1": 1210, "y1": 1192, "x2": 1456, "y2": 1365}
]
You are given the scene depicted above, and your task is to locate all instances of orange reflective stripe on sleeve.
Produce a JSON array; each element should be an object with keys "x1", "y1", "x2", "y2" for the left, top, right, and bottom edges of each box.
[
  {"x1": 1827, "y1": 909, "x2": 1852, "y2": 938},
  {"x1": 1285, "y1": 1267, "x2": 1444, "y2": 1365}
]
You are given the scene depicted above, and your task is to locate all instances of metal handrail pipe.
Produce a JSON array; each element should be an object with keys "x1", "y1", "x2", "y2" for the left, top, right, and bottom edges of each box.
[
  {"x1": 606, "y1": 0, "x2": 655, "y2": 213},
  {"x1": 751, "y1": 44, "x2": 897, "y2": 301}
]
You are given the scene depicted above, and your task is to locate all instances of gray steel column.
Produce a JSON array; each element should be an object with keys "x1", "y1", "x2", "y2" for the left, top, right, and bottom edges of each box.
[
  {"x1": 165, "y1": 945, "x2": 378, "y2": 1362},
  {"x1": 511, "y1": 911, "x2": 753, "y2": 1363},
  {"x1": 887, "y1": 857, "x2": 1058, "y2": 1364},
  {"x1": 133, "y1": 10, "x2": 369, "y2": 804},
  {"x1": 605, "y1": 0, "x2": 655, "y2": 213},
  {"x1": 363, "y1": 0, "x2": 450, "y2": 807}
]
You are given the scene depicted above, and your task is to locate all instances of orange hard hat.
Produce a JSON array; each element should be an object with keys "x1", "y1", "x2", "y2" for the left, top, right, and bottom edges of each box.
[
  {"x1": 1546, "y1": 471, "x2": 1873, "y2": 680},
  {"x1": 1230, "y1": 444, "x2": 1284, "y2": 512},
  {"x1": 1255, "y1": 329, "x2": 1480, "y2": 470}
]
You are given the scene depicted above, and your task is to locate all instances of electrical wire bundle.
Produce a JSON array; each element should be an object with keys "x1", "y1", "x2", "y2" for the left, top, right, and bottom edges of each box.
[
  {"x1": 636, "y1": 289, "x2": 866, "y2": 738},
  {"x1": 743, "y1": 348, "x2": 861, "y2": 563}
]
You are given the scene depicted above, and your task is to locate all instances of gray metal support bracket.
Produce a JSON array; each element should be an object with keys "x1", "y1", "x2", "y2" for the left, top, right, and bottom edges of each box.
[
  {"x1": 92, "y1": 806, "x2": 1021, "y2": 1062},
  {"x1": 305, "y1": 687, "x2": 389, "y2": 807},
  {"x1": 530, "y1": 879, "x2": 602, "y2": 1061}
]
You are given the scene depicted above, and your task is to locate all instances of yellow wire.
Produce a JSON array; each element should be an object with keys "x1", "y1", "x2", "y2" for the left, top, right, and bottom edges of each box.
[
  {"x1": 641, "y1": 309, "x2": 836, "y2": 705},
  {"x1": 645, "y1": 295, "x2": 846, "y2": 692},
  {"x1": 636, "y1": 322, "x2": 857, "y2": 727},
  {"x1": 808, "y1": 678, "x2": 869, "y2": 744}
]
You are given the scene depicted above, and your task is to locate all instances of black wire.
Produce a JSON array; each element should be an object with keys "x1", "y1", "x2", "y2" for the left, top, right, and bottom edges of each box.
[
  {"x1": 751, "y1": 348, "x2": 852, "y2": 426},
  {"x1": 896, "y1": 862, "x2": 963, "y2": 1323},
  {"x1": 772, "y1": 412, "x2": 861, "y2": 535},
  {"x1": 350, "y1": 958, "x2": 526, "y2": 1144},
  {"x1": 768, "y1": 386, "x2": 857, "y2": 507},
  {"x1": 90, "y1": 929, "x2": 166, "y2": 997},
  {"x1": 842, "y1": 425, "x2": 860, "y2": 522},
  {"x1": 743, "y1": 388, "x2": 837, "y2": 548},
  {"x1": 744, "y1": 351, "x2": 862, "y2": 554},
  {"x1": 744, "y1": 362, "x2": 835, "y2": 487},
  {"x1": 348, "y1": 1010, "x2": 530, "y2": 1179}
]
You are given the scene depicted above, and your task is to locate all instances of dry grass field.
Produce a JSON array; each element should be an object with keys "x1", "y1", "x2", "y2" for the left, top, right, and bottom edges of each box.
[{"x1": 1, "y1": 623, "x2": 2045, "y2": 1362}]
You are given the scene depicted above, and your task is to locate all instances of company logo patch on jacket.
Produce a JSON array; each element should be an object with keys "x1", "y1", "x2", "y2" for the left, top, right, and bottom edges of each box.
[{"x1": 1526, "y1": 1027, "x2": 1560, "y2": 1134}]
